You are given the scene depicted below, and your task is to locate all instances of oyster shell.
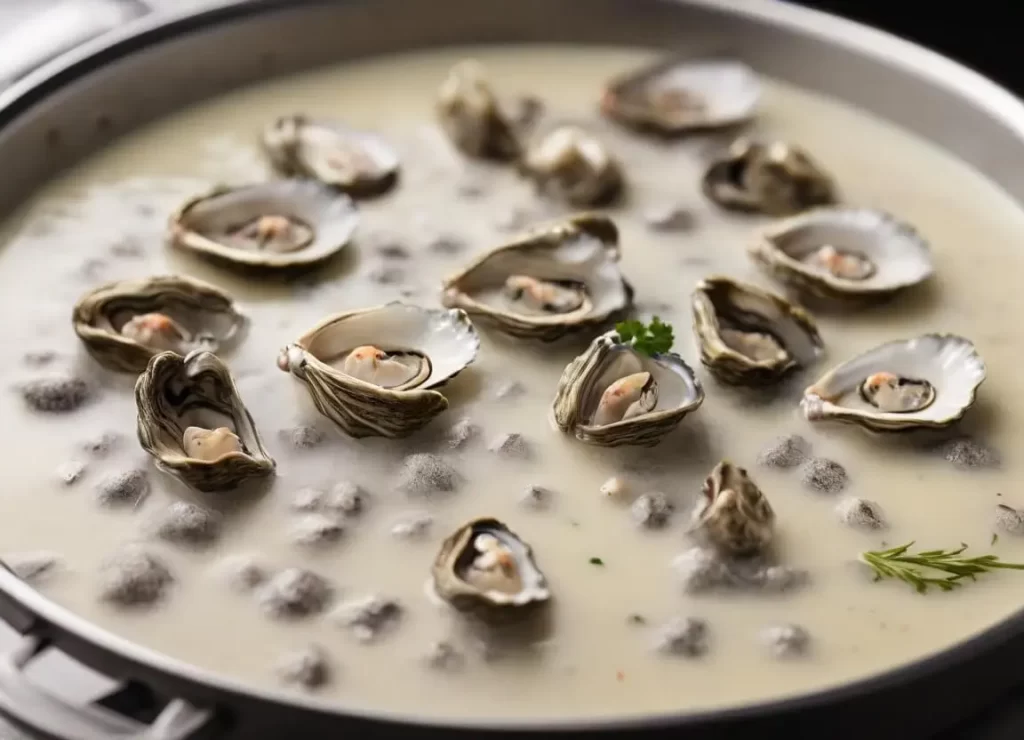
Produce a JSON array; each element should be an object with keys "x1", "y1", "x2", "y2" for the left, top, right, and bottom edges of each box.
[
  {"x1": 261, "y1": 115, "x2": 399, "y2": 197},
  {"x1": 169, "y1": 180, "x2": 358, "y2": 271},
  {"x1": 277, "y1": 303, "x2": 479, "y2": 439},
  {"x1": 135, "y1": 350, "x2": 275, "y2": 493},
  {"x1": 437, "y1": 59, "x2": 520, "y2": 161},
  {"x1": 702, "y1": 139, "x2": 835, "y2": 216},
  {"x1": 801, "y1": 334, "x2": 985, "y2": 432},
  {"x1": 72, "y1": 275, "x2": 246, "y2": 374},
  {"x1": 748, "y1": 208, "x2": 933, "y2": 302},
  {"x1": 691, "y1": 461, "x2": 775, "y2": 556},
  {"x1": 552, "y1": 330, "x2": 704, "y2": 447},
  {"x1": 440, "y1": 214, "x2": 632, "y2": 341},
  {"x1": 601, "y1": 57, "x2": 760, "y2": 134},
  {"x1": 519, "y1": 126, "x2": 623, "y2": 207},
  {"x1": 431, "y1": 517, "x2": 550, "y2": 624},
  {"x1": 691, "y1": 276, "x2": 823, "y2": 386}
]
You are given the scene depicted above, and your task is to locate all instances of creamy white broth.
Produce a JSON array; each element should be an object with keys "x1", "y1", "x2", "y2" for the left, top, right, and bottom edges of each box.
[{"x1": 0, "y1": 45, "x2": 1022, "y2": 720}]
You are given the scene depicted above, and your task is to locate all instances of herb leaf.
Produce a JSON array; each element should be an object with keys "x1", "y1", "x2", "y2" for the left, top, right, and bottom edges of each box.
[
  {"x1": 614, "y1": 316, "x2": 675, "y2": 357},
  {"x1": 861, "y1": 541, "x2": 1024, "y2": 594},
  {"x1": 589, "y1": 557, "x2": 605, "y2": 566}
]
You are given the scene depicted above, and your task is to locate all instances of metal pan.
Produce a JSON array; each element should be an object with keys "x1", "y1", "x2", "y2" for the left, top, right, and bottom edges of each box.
[{"x1": 1, "y1": 1, "x2": 1024, "y2": 737}]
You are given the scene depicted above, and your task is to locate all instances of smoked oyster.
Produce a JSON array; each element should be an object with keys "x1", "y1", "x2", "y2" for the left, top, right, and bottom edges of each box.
[
  {"x1": 72, "y1": 275, "x2": 246, "y2": 374},
  {"x1": 801, "y1": 334, "x2": 985, "y2": 432},
  {"x1": 437, "y1": 59, "x2": 520, "y2": 161},
  {"x1": 169, "y1": 180, "x2": 358, "y2": 271},
  {"x1": 702, "y1": 139, "x2": 835, "y2": 216},
  {"x1": 690, "y1": 461, "x2": 775, "y2": 556},
  {"x1": 748, "y1": 208, "x2": 934, "y2": 302},
  {"x1": 441, "y1": 214, "x2": 632, "y2": 341},
  {"x1": 277, "y1": 303, "x2": 479, "y2": 439},
  {"x1": 431, "y1": 518, "x2": 550, "y2": 624},
  {"x1": 552, "y1": 330, "x2": 704, "y2": 447},
  {"x1": 601, "y1": 57, "x2": 760, "y2": 134},
  {"x1": 136, "y1": 350, "x2": 275, "y2": 493},
  {"x1": 691, "y1": 276, "x2": 823, "y2": 386},
  {"x1": 261, "y1": 115, "x2": 399, "y2": 197},
  {"x1": 519, "y1": 126, "x2": 623, "y2": 207}
]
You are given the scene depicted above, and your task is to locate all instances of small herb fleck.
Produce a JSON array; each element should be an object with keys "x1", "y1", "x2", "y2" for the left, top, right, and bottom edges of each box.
[
  {"x1": 627, "y1": 613, "x2": 646, "y2": 625},
  {"x1": 992, "y1": 533, "x2": 999, "y2": 546},
  {"x1": 614, "y1": 316, "x2": 674, "y2": 357},
  {"x1": 589, "y1": 557, "x2": 604, "y2": 566}
]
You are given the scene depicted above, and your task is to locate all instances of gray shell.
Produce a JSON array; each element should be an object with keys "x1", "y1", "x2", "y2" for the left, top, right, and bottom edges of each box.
[
  {"x1": 690, "y1": 461, "x2": 776, "y2": 556},
  {"x1": 135, "y1": 350, "x2": 275, "y2": 493},
  {"x1": 72, "y1": 275, "x2": 246, "y2": 374},
  {"x1": 519, "y1": 126, "x2": 623, "y2": 207},
  {"x1": 436, "y1": 59, "x2": 521, "y2": 161}
]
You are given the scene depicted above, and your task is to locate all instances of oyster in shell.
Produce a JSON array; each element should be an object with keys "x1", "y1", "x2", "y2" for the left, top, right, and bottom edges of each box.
[
  {"x1": 691, "y1": 461, "x2": 775, "y2": 556},
  {"x1": 520, "y1": 126, "x2": 623, "y2": 207},
  {"x1": 702, "y1": 139, "x2": 835, "y2": 216},
  {"x1": 277, "y1": 303, "x2": 479, "y2": 439},
  {"x1": 601, "y1": 57, "x2": 760, "y2": 134},
  {"x1": 748, "y1": 208, "x2": 933, "y2": 302},
  {"x1": 72, "y1": 275, "x2": 246, "y2": 374},
  {"x1": 431, "y1": 517, "x2": 550, "y2": 624},
  {"x1": 169, "y1": 180, "x2": 358, "y2": 271},
  {"x1": 441, "y1": 214, "x2": 632, "y2": 341},
  {"x1": 261, "y1": 115, "x2": 399, "y2": 197},
  {"x1": 437, "y1": 59, "x2": 520, "y2": 161},
  {"x1": 691, "y1": 276, "x2": 823, "y2": 386},
  {"x1": 552, "y1": 330, "x2": 704, "y2": 447},
  {"x1": 802, "y1": 334, "x2": 985, "y2": 432},
  {"x1": 136, "y1": 350, "x2": 275, "y2": 493}
]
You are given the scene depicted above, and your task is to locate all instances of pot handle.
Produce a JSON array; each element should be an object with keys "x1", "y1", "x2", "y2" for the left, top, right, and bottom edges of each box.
[{"x1": 0, "y1": 634, "x2": 214, "y2": 740}]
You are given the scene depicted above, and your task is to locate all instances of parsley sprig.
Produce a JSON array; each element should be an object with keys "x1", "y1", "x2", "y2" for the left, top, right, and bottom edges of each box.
[
  {"x1": 861, "y1": 542, "x2": 1024, "y2": 594},
  {"x1": 615, "y1": 316, "x2": 674, "y2": 357}
]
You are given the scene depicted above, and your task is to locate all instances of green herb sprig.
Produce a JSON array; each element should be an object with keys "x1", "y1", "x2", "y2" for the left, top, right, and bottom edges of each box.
[
  {"x1": 615, "y1": 317, "x2": 674, "y2": 357},
  {"x1": 861, "y1": 542, "x2": 1024, "y2": 594}
]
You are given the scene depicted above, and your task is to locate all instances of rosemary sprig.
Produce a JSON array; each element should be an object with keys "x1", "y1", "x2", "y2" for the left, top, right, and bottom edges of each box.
[{"x1": 860, "y1": 542, "x2": 1024, "y2": 594}]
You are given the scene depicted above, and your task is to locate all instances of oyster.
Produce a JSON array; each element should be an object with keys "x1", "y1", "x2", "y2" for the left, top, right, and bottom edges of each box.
[
  {"x1": 802, "y1": 334, "x2": 985, "y2": 432},
  {"x1": 441, "y1": 214, "x2": 632, "y2": 341},
  {"x1": 691, "y1": 461, "x2": 775, "y2": 556},
  {"x1": 437, "y1": 59, "x2": 520, "y2": 161},
  {"x1": 277, "y1": 303, "x2": 479, "y2": 439},
  {"x1": 748, "y1": 208, "x2": 933, "y2": 302},
  {"x1": 552, "y1": 330, "x2": 704, "y2": 447},
  {"x1": 72, "y1": 275, "x2": 246, "y2": 374},
  {"x1": 702, "y1": 139, "x2": 835, "y2": 216},
  {"x1": 519, "y1": 126, "x2": 623, "y2": 206},
  {"x1": 261, "y1": 115, "x2": 399, "y2": 197},
  {"x1": 601, "y1": 57, "x2": 760, "y2": 134},
  {"x1": 430, "y1": 518, "x2": 550, "y2": 624},
  {"x1": 135, "y1": 350, "x2": 275, "y2": 493},
  {"x1": 691, "y1": 276, "x2": 823, "y2": 386},
  {"x1": 169, "y1": 180, "x2": 358, "y2": 271}
]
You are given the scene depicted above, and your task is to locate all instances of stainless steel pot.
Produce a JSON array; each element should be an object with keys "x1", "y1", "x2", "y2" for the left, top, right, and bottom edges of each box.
[{"x1": 2, "y1": 1, "x2": 1024, "y2": 737}]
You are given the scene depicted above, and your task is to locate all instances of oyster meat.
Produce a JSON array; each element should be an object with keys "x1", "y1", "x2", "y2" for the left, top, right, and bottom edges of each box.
[
  {"x1": 170, "y1": 180, "x2": 358, "y2": 271},
  {"x1": 261, "y1": 115, "x2": 399, "y2": 197},
  {"x1": 431, "y1": 518, "x2": 550, "y2": 624},
  {"x1": 802, "y1": 334, "x2": 985, "y2": 432},
  {"x1": 278, "y1": 303, "x2": 479, "y2": 439},
  {"x1": 520, "y1": 126, "x2": 623, "y2": 206},
  {"x1": 748, "y1": 208, "x2": 934, "y2": 302},
  {"x1": 72, "y1": 275, "x2": 246, "y2": 374},
  {"x1": 702, "y1": 139, "x2": 835, "y2": 216},
  {"x1": 441, "y1": 214, "x2": 632, "y2": 341},
  {"x1": 552, "y1": 330, "x2": 704, "y2": 447},
  {"x1": 691, "y1": 276, "x2": 823, "y2": 386},
  {"x1": 690, "y1": 461, "x2": 776, "y2": 556},
  {"x1": 601, "y1": 57, "x2": 760, "y2": 134},
  {"x1": 437, "y1": 59, "x2": 520, "y2": 161},
  {"x1": 135, "y1": 350, "x2": 275, "y2": 493}
]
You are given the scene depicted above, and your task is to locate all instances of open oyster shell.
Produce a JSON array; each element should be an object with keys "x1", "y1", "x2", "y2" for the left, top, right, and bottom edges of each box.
[
  {"x1": 431, "y1": 518, "x2": 550, "y2": 624},
  {"x1": 690, "y1": 461, "x2": 775, "y2": 556},
  {"x1": 702, "y1": 139, "x2": 835, "y2": 216},
  {"x1": 691, "y1": 276, "x2": 823, "y2": 386},
  {"x1": 72, "y1": 276, "x2": 246, "y2": 374},
  {"x1": 601, "y1": 57, "x2": 760, "y2": 134},
  {"x1": 169, "y1": 180, "x2": 358, "y2": 271},
  {"x1": 437, "y1": 59, "x2": 521, "y2": 161},
  {"x1": 261, "y1": 115, "x2": 399, "y2": 197},
  {"x1": 277, "y1": 303, "x2": 479, "y2": 439},
  {"x1": 519, "y1": 126, "x2": 623, "y2": 207},
  {"x1": 135, "y1": 350, "x2": 275, "y2": 493},
  {"x1": 552, "y1": 330, "x2": 704, "y2": 447},
  {"x1": 801, "y1": 334, "x2": 985, "y2": 432},
  {"x1": 441, "y1": 214, "x2": 632, "y2": 341},
  {"x1": 748, "y1": 208, "x2": 934, "y2": 302}
]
